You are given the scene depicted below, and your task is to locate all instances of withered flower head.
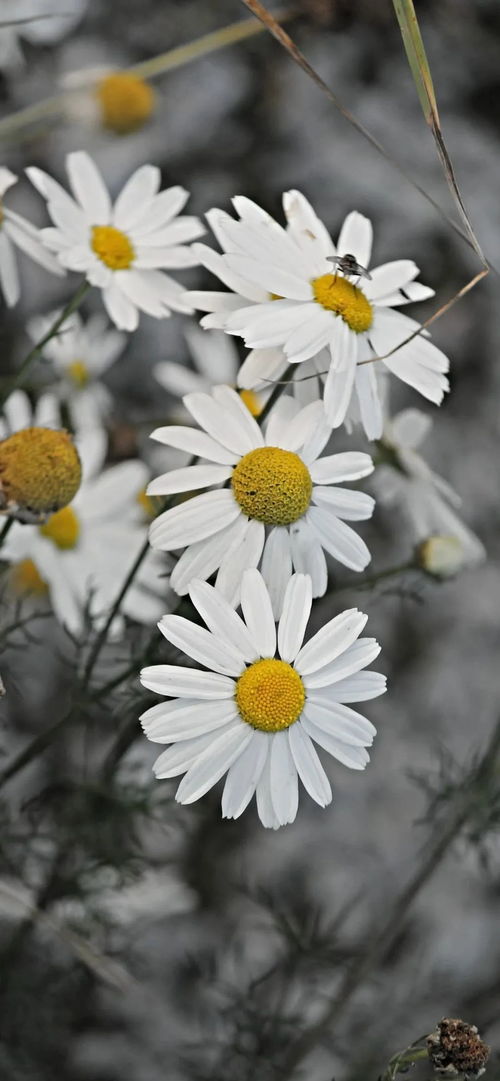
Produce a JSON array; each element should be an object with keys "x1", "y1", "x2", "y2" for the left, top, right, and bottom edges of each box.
[{"x1": 427, "y1": 1019, "x2": 490, "y2": 1079}]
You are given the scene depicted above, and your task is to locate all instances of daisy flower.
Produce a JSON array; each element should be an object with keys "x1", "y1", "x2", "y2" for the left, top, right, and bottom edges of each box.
[
  {"x1": 3, "y1": 420, "x2": 173, "y2": 635},
  {"x1": 155, "y1": 324, "x2": 269, "y2": 420},
  {"x1": 375, "y1": 407, "x2": 485, "y2": 572},
  {"x1": 26, "y1": 151, "x2": 204, "y2": 331},
  {"x1": 27, "y1": 309, "x2": 126, "y2": 431},
  {"x1": 185, "y1": 191, "x2": 448, "y2": 439},
  {"x1": 140, "y1": 569, "x2": 386, "y2": 829},
  {"x1": 60, "y1": 67, "x2": 155, "y2": 136},
  {"x1": 0, "y1": 0, "x2": 87, "y2": 71},
  {"x1": 0, "y1": 168, "x2": 64, "y2": 307},
  {"x1": 148, "y1": 387, "x2": 374, "y2": 615}
]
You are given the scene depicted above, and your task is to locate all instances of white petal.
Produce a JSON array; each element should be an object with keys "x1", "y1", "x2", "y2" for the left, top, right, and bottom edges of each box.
[
  {"x1": 140, "y1": 664, "x2": 235, "y2": 699},
  {"x1": 264, "y1": 396, "x2": 299, "y2": 446},
  {"x1": 147, "y1": 463, "x2": 231, "y2": 496},
  {"x1": 141, "y1": 697, "x2": 239, "y2": 742},
  {"x1": 326, "y1": 670, "x2": 387, "y2": 702},
  {"x1": 279, "y1": 400, "x2": 326, "y2": 452},
  {"x1": 310, "y1": 452, "x2": 373, "y2": 484},
  {"x1": 150, "y1": 425, "x2": 237, "y2": 466},
  {"x1": 306, "y1": 506, "x2": 371, "y2": 571},
  {"x1": 312, "y1": 486, "x2": 375, "y2": 521},
  {"x1": 102, "y1": 282, "x2": 139, "y2": 332},
  {"x1": 295, "y1": 609, "x2": 368, "y2": 676},
  {"x1": 149, "y1": 490, "x2": 240, "y2": 550},
  {"x1": 240, "y1": 567, "x2": 276, "y2": 656},
  {"x1": 354, "y1": 361, "x2": 383, "y2": 441},
  {"x1": 66, "y1": 151, "x2": 111, "y2": 222},
  {"x1": 256, "y1": 754, "x2": 281, "y2": 828},
  {"x1": 289, "y1": 723, "x2": 332, "y2": 806},
  {"x1": 211, "y1": 384, "x2": 264, "y2": 449},
  {"x1": 215, "y1": 519, "x2": 265, "y2": 609},
  {"x1": 324, "y1": 355, "x2": 356, "y2": 428},
  {"x1": 289, "y1": 518, "x2": 328, "y2": 597},
  {"x1": 170, "y1": 515, "x2": 248, "y2": 595},
  {"x1": 237, "y1": 347, "x2": 287, "y2": 391},
  {"x1": 301, "y1": 636, "x2": 381, "y2": 689},
  {"x1": 285, "y1": 308, "x2": 334, "y2": 364},
  {"x1": 225, "y1": 254, "x2": 312, "y2": 302},
  {"x1": 304, "y1": 698, "x2": 376, "y2": 745},
  {"x1": 278, "y1": 573, "x2": 312, "y2": 662},
  {"x1": 158, "y1": 614, "x2": 246, "y2": 676},
  {"x1": 0, "y1": 231, "x2": 19, "y2": 306},
  {"x1": 222, "y1": 732, "x2": 269, "y2": 819},
  {"x1": 283, "y1": 190, "x2": 335, "y2": 259},
  {"x1": 153, "y1": 730, "x2": 224, "y2": 778},
  {"x1": 336, "y1": 211, "x2": 373, "y2": 268},
  {"x1": 364, "y1": 260, "x2": 418, "y2": 301},
  {"x1": 270, "y1": 731, "x2": 299, "y2": 825},
  {"x1": 260, "y1": 527, "x2": 293, "y2": 619},
  {"x1": 175, "y1": 720, "x2": 252, "y2": 803},
  {"x1": 112, "y1": 165, "x2": 161, "y2": 230},
  {"x1": 301, "y1": 716, "x2": 369, "y2": 770},
  {"x1": 189, "y1": 579, "x2": 259, "y2": 663},
  {"x1": 184, "y1": 390, "x2": 258, "y2": 456}
]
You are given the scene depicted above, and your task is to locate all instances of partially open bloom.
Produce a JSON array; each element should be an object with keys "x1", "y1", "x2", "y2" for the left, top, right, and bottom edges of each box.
[
  {"x1": 3, "y1": 427, "x2": 173, "y2": 635},
  {"x1": 27, "y1": 151, "x2": 204, "y2": 331},
  {"x1": 0, "y1": 391, "x2": 81, "y2": 523},
  {"x1": 28, "y1": 310, "x2": 127, "y2": 431},
  {"x1": 148, "y1": 388, "x2": 374, "y2": 614},
  {"x1": 185, "y1": 191, "x2": 448, "y2": 439},
  {"x1": 141, "y1": 570, "x2": 386, "y2": 828},
  {"x1": 375, "y1": 408, "x2": 485, "y2": 573},
  {"x1": 0, "y1": 168, "x2": 64, "y2": 307}
]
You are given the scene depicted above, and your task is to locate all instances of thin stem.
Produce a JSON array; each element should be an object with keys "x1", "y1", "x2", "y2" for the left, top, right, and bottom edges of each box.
[
  {"x1": 0, "y1": 516, "x2": 14, "y2": 549},
  {"x1": 333, "y1": 560, "x2": 417, "y2": 595},
  {"x1": 0, "y1": 281, "x2": 90, "y2": 406},
  {"x1": 279, "y1": 720, "x2": 500, "y2": 1078},
  {"x1": 0, "y1": 704, "x2": 78, "y2": 790},
  {"x1": 380, "y1": 1044, "x2": 429, "y2": 1081}
]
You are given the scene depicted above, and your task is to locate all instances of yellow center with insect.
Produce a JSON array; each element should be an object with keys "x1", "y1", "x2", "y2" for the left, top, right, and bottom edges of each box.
[
  {"x1": 11, "y1": 558, "x2": 48, "y2": 597},
  {"x1": 236, "y1": 658, "x2": 305, "y2": 733},
  {"x1": 96, "y1": 72, "x2": 155, "y2": 135},
  {"x1": 0, "y1": 427, "x2": 81, "y2": 521},
  {"x1": 238, "y1": 389, "x2": 262, "y2": 417},
  {"x1": 231, "y1": 446, "x2": 312, "y2": 526},
  {"x1": 91, "y1": 225, "x2": 135, "y2": 270},
  {"x1": 312, "y1": 273, "x2": 373, "y2": 333},
  {"x1": 67, "y1": 360, "x2": 90, "y2": 388},
  {"x1": 39, "y1": 505, "x2": 80, "y2": 550}
]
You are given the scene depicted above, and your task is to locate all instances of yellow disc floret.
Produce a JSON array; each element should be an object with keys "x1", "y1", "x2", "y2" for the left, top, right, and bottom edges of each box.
[
  {"x1": 0, "y1": 427, "x2": 81, "y2": 523},
  {"x1": 91, "y1": 225, "x2": 135, "y2": 270},
  {"x1": 10, "y1": 558, "x2": 48, "y2": 597},
  {"x1": 231, "y1": 446, "x2": 312, "y2": 526},
  {"x1": 96, "y1": 72, "x2": 155, "y2": 135},
  {"x1": 236, "y1": 658, "x2": 305, "y2": 733},
  {"x1": 312, "y1": 273, "x2": 373, "y2": 333},
  {"x1": 238, "y1": 389, "x2": 263, "y2": 417},
  {"x1": 40, "y1": 506, "x2": 80, "y2": 550},
  {"x1": 67, "y1": 360, "x2": 90, "y2": 388}
]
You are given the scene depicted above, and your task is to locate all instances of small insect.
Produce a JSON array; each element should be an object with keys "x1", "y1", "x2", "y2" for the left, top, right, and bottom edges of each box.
[{"x1": 327, "y1": 252, "x2": 372, "y2": 281}]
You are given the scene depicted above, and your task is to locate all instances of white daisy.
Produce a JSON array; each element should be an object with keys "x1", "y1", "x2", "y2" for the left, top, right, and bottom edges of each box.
[
  {"x1": 3, "y1": 424, "x2": 173, "y2": 635},
  {"x1": 375, "y1": 407, "x2": 485, "y2": 571},
  {"x1": 185, "y1": 191, "x2": 448, "y2": 439},
  {"x1": 140, "y1": 569, "x2": 386, "y2": 829},
  {"x1": 0, "y1": 0, "x2": 87, "y2": 70},
  {"x1": 154, "y1": 324, "x2": 270, "y2": 420},
  {"x1": 60, "y1": 67, "x2": 155, "y2": 136},
  {"x1": 148, "y1": 386, "x2": 374, "y2": 616},
  {"x1": 0, "y1": 168, "x2": 64, "y2": 307},
  {"x1": 26, "y1": 151, "x2": 204, "y2": 331},
  {"x1": 27, "y1": 309, "x2": 126, "y2": 431}
]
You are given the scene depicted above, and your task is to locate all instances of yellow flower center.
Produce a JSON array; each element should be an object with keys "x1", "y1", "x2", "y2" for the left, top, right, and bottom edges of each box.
[
  {"x1": 96, "y1": 72, "x2": 155, "y2": 135},
  {"x1": 39, "y1": 505, "x2": 80, "y2": 550},
  {"x1": 10, "y1": 558, "x2": 48, "y2": 597},
  {"x1": 312, "y1": 273, "x2": 373, "y2": 333},
  {"x1": 236, "y1": 658, "x2": 305, "y2": 733},
  {"x1": 231, "y1": 446, "x2": 312, "y2": 526},
  {"x1": 0, "y1": 427, "x2": 81, "y2": 523},
  {"x1": 238, "y1": 389, "x2": 263, "y2": 417},
  {"x1": 137, "y1": 486, "x2": 158, "y2": 521},
  {"x1": 67, "y1": 359, "x2": 90, "y2": 388},
  {"x1": 91, "y1": 225, "x2": 135, "y2": 270}
]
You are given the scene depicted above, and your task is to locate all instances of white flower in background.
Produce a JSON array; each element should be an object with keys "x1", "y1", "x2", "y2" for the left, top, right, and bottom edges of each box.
[
  {"x1": 3, "y1": 421, "x2": 173, "y2": 635},
  {"x1": 60, "y1": 67, "x2": 155, "y2": 136},
  {"x1": 0, "y1": 168, "x2": 64, "y2": 307},
  {"x1": 155, "y1": 324, "x2": 269, "y2": 419},
  {"x1": 28, "y1": 309, "x2": 126, "y2": 431},
  {"x1": 141, "y1": 570, "x2": 386, "y2": 829},
  {"x1": 27, "y1": 151, "x2": 204, "y2": 331},
  {"x1": 0, "y1": 387, "x2": 60, "y2": 439},
  {"x1": 375, "y1": 408, "x2": 485, "y2": 572},
  {"x1": 148, "y1": 387, "x2": 374, "y2": 615},
  {"x1": 0, "y1": 0, "x2": 87, "y2": 70},
  {"x1": 185, "y1": 191, "x2": 448, "y2": 439}
]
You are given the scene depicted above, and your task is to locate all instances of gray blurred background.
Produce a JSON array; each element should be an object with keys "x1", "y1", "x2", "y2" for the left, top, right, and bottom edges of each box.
[{"x1": 0, "y1": 2, "x2": 499, "y2": 1079}]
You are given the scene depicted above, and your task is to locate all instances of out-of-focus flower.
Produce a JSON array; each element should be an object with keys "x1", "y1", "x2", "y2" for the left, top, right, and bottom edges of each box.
[
  {"x1": 140, "y1": 569, "x2": 385, "y2": 829},
  {"x1": 61, "y1": 67, "x2": 155, "y2": 136},
  {"x1": 155, "y1": 324, "x2": 269, "y2": 420},
  {"x1": 3, "y1": 426, "x2": 173, "y2": 635},
  {"x1": 185, "y1": 191, "x2": 446, "y2": 438},
  {"x1": 375, "y1": 408, "x2": 485, "y2": 572},
  {"x1": 0, "y1": 390, "x2": 81, "y2": 524},
  {"x1": 0, "y1": 0, "x2": 87, "y2": 71},
  {"x1": 28, "y1": 309, "x2": 126, "y2": 431},
  {"x1": 27, "y1": 151, "x2": 204, "y2": 331},
  {"x1": 148, "y1": 388, "x2": 374, "y2": 615},
  {"x1": 427, "y1": 1019, "x2": 490, "y2": 1079},
  {"x1": 0, "y1": 168, "x2": 65, "y2": 307}
]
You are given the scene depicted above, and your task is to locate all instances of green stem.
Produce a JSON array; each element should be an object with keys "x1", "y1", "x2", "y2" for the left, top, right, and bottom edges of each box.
[
  {"x1": 0, "y1": 281, "x2": 90, "y2": 407},
  {"x1": 334, "y1": 560, "x2": 417, "y2": 594},
  {"x1": 0, "y1": 516, "x2": 14, "y2": 549},
  {"x1": 380, "y1": 1045, "x2": 429, "y2": 1081}
]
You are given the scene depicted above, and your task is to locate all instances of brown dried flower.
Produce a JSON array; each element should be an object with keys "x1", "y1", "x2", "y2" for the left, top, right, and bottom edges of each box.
[{"x1": 427, "y1": 1019, "x2": 490, "y2": 1079}]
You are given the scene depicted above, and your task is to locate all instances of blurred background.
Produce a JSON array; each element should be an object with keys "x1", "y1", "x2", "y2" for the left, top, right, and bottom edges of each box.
[{"x1": 0, "y1": 2, "x2": 500, "y2": 1079}]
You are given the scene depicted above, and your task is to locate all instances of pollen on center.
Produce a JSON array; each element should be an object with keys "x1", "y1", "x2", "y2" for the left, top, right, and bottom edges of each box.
[
  {"x1": 91, "y1": 224, "x2": 135, "y2": 271},
  {"x1": 231, "y1": 446, "x2": 312, "y2": 526},
  {"x1": 312, "y1": 273, "x2": 373, "y2": 333},
  {"x1": 236, "y1": 658, "x2": 305, "y2": 733}
]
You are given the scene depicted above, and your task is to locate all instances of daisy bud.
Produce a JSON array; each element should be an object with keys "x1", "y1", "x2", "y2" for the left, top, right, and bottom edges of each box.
[
  {"x1": 427, "y1": 1019, "x2": 490, "y2": 1078},
  {"x1": 416, "y1": 534, "x2": 464, "y2": 579},
  {"x1": 0, "y1": 428, "x2": 81, "y2": 524},
  {"x1": 96, "y1": 72, "x2": 155, "y2": 135}
]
